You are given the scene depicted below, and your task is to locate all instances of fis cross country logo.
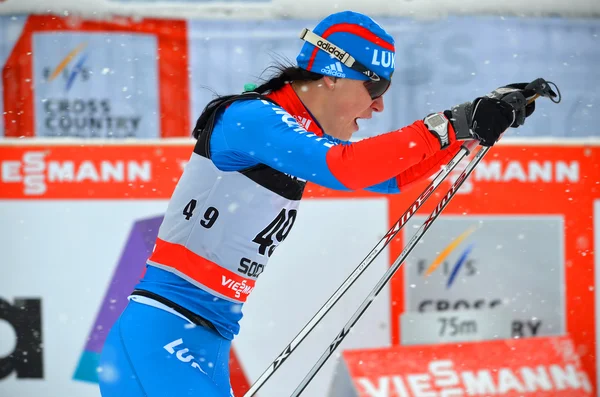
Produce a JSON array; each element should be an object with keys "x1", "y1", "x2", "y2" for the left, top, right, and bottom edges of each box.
[
  {"x1": 419, "y1": 226, "x2": 477, "y2": 288},
  {"x1": 43, "y1": 42, "x2": 91, "y2": 91},
  {"x1": 416, "y1": 225, "x2": 503, "y2": 312}
]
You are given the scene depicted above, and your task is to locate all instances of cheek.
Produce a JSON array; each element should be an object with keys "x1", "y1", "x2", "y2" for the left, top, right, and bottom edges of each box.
[{"x1": 336, "y1": 93, "x2": 370, "y2": 120}]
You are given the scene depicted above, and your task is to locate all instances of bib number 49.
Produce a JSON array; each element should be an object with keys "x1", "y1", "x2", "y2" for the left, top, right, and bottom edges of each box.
[{"x1": 253, "y1": 208, "x2": 297, "y2": 257}]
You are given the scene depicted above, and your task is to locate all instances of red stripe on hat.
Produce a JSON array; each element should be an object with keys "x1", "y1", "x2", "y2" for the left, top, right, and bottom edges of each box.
[{"x1": 307, "y1": 23, "x2": 395, "y2": 71}]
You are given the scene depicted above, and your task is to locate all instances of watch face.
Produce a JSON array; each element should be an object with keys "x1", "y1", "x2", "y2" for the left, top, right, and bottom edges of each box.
[{"x1": 428, "y1": 114, "x2": 446, "y2": 129}]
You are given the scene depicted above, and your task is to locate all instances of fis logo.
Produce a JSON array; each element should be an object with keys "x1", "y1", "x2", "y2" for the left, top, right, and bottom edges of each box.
[
  {"x1": 419, "y1": 226, "x2": 477, "y2": 288},
  {"x1": 371, "y1": 49, "x2": 395, "y2": 69},
  {"x1": 43, "y1": 42, "x2": 90, "y2": 91},
  {"x1": 321, "y1": 62, "x2": 346, "y2": 78}
]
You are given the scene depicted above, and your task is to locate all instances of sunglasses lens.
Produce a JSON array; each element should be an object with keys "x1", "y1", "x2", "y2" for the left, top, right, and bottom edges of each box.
[{"x1": 364, "y1": 79, "x2": 391, "y2": 100}]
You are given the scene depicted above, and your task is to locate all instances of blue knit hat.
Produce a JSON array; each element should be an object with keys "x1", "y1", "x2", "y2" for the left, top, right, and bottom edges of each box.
[{"x1": 296, "y1": 11, "x2": 395, "y2": 82}]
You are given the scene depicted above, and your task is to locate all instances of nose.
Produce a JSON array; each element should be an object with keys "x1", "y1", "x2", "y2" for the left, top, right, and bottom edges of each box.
[{"x1": 371, "y1": 96, "x2": 384, "y2": 112}]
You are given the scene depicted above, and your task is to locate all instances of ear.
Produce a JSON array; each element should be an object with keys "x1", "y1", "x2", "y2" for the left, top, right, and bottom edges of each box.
[{"x1": 322, "y1": 76, "x2": 337, "y2": 90}]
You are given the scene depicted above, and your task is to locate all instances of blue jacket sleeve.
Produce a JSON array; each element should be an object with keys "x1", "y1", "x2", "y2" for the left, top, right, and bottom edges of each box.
[
  {"x1": 208, "y1": 98, "x2": 451, "y2": 193},
  {"x1": 209, "y1": 99, "x2": 351, "y2": 191}
]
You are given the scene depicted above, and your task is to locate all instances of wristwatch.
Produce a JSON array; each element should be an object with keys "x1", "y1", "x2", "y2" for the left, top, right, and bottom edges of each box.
[{"x1": 424, "y1": 112, "x2": 450, "y2": 149}]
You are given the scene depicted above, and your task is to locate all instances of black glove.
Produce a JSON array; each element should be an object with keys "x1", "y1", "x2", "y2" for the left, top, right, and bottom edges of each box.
[
  {"x1": 423, "y1": 97, "x2": 517, "y2": 148},
  {"x1": 484, "y1": 83, "x2": 538, "y2": 127},
  {"x1": 446, "y1": 95, "x2": 521, "y2": 147},
  {"x1": 423, "y1": 79, "x2": 557, "y2": 148}
]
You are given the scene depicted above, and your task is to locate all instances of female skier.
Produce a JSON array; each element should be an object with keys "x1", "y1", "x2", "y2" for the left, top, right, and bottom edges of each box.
[{"x1": 98, "y1": 10, "x2": 536, "y2": 397}]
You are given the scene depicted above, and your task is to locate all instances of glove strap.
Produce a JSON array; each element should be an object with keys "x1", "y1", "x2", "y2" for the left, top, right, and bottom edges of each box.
[{"x1": 448, "y1": 102, "x2": 475, "y2": 141}]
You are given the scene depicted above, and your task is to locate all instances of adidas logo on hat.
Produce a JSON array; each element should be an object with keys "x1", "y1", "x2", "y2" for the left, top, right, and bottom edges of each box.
[{"x1": 321, "y1": 62, "x2": 346, "y2": 78}]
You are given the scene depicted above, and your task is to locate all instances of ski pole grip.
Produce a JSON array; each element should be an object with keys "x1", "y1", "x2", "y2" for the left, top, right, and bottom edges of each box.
[{"x1": 525, "y1": 78, "x2": 562, "y2": 104}]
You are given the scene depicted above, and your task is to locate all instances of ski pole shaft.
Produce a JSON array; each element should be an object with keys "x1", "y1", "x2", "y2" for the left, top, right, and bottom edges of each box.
[
  {"x1": 243, "y1": 140, "x2": 478, "y2": 397},
  {"x1": 291, "y1": 144, "x2": 491, "y2": 396}
]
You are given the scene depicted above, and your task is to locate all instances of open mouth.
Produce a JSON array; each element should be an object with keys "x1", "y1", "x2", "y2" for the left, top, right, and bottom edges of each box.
[{"x1": 354, "y1": 116, "x2": 370, "y2": 129}]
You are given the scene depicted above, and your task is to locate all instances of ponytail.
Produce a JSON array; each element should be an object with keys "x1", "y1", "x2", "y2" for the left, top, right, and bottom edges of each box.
[
  {"x1": 252, "y1": 64, "x2": 323, "y2": 94},
  {"x1": 192, "y1": 62, "x2": 323, "y2": 139}
]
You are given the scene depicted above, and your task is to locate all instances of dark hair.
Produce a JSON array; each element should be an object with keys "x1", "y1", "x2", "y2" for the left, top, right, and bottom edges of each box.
[
  {"x1": 252, "y1": 64, "x2": 324, "y2": 94},
  {"x1": 192, "y1": 63, "x2": 323, "y2": 139}
]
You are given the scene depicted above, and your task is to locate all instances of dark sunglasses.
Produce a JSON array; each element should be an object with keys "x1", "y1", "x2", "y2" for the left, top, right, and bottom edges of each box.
[
  {"x1": 299, "y1": 28, "x2": 392, "y2": 100},
  {"x1": 364, "y1": 79, "x2": 391, "y2": 100}
]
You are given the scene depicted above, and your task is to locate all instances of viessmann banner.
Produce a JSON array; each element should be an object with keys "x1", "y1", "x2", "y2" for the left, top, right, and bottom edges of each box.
[
  {"x1": 332, "y1": 336, "x2": 593, "y2": 397},
  {"x1": 0, "y1": 141, "x2": 598, "y2": 397}
]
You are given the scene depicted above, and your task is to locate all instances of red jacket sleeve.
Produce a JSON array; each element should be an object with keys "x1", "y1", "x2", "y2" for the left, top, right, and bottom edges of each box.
[
  {"x1": 326, "y1": 120, "x2": 458, "y2": 191},
  {"x1": 395, "y1": 139, "x2": 463, "y2": 191}
]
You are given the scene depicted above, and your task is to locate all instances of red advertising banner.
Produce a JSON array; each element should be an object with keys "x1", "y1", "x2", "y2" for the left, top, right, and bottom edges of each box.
[
  {"x1": 337, "y1": 336, "x2": 593, "y2": 397},
  {"x1": 0, "y1": 141, "x2": 191, "y2": 198}
]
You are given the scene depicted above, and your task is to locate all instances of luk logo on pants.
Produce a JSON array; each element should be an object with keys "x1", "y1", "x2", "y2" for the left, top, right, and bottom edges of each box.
[{"x1": 163, "y1": 338, "x2": 208, "y2": 375}]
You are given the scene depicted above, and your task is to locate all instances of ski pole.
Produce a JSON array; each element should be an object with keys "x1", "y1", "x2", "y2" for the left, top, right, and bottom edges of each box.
[
  {"x1": 291, "y1": 143, "x2": 491, "y2": 396},
  {"x1": 243, "y1": 139, "x2": 479, "y2": 397}
]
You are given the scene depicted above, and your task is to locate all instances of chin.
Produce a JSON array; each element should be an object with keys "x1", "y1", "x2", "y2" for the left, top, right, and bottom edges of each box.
[
  {"x1": 348, "y1": 122, "x2": 359, "y2": 138},
  {"x1": 339, "y1": 130, "x2": 354, "y2": 141},
  {"x1": 328, "y1": 125, "x2": 357, "y2": 141}
]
